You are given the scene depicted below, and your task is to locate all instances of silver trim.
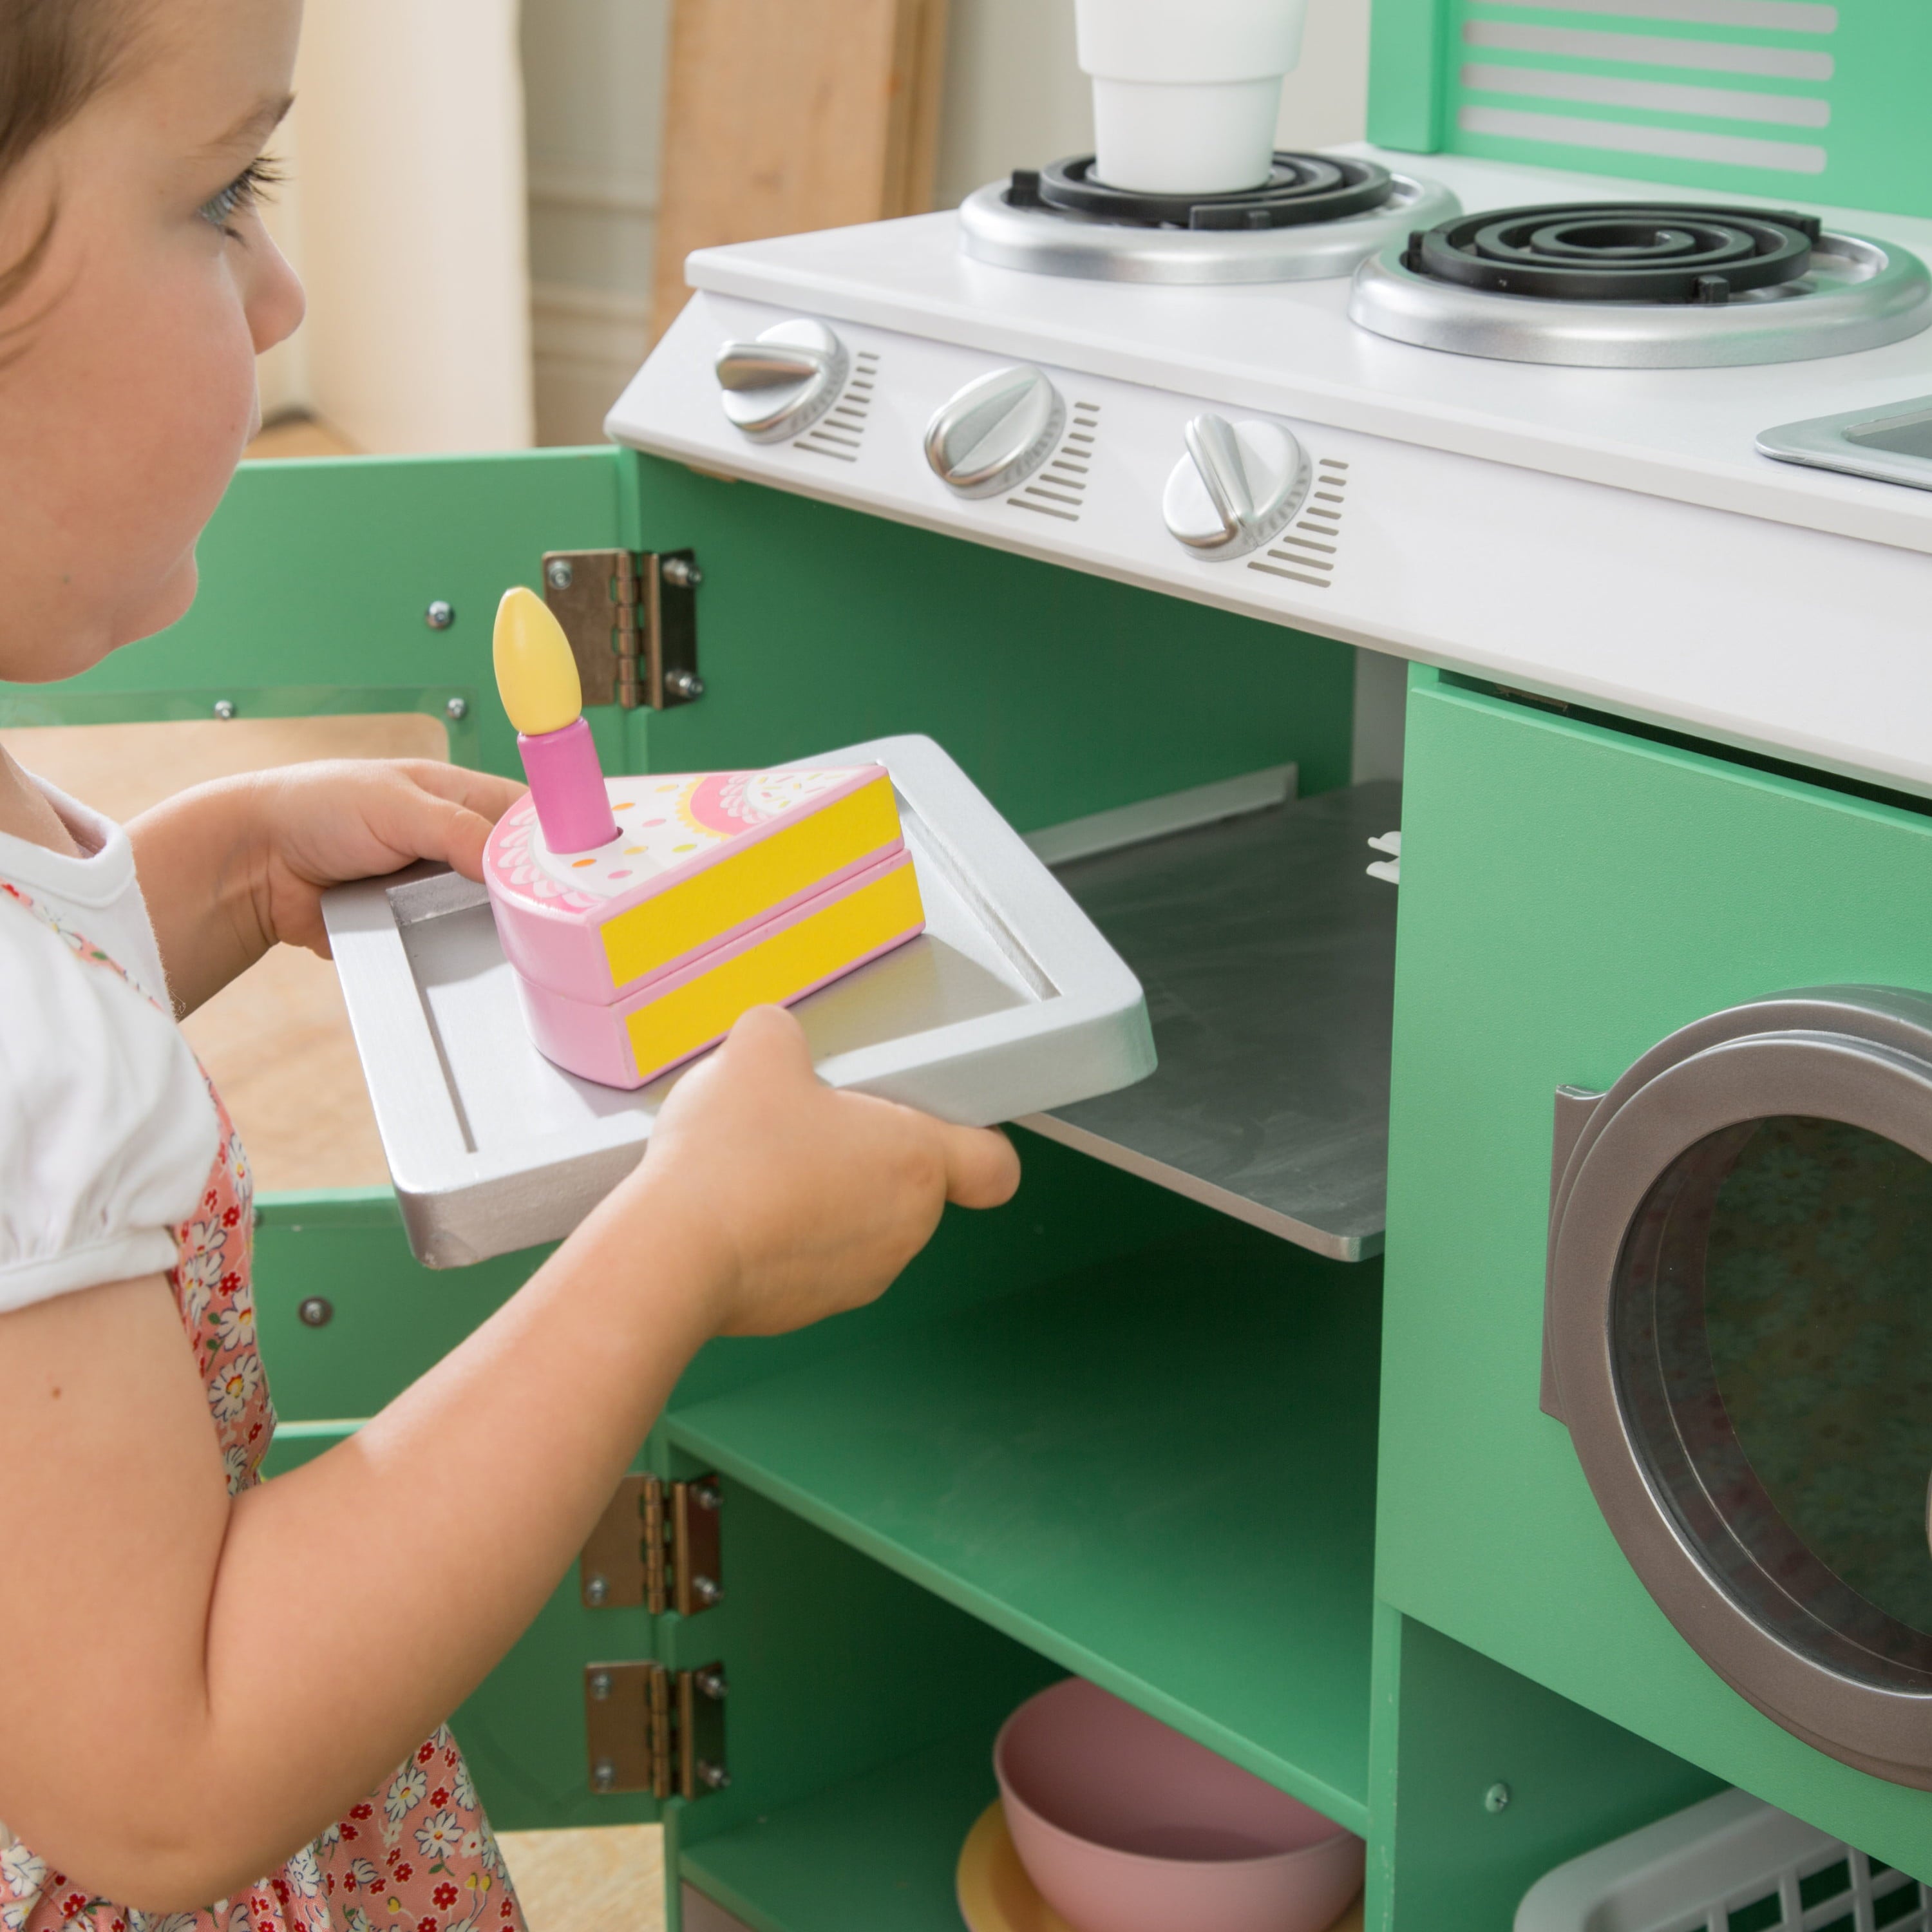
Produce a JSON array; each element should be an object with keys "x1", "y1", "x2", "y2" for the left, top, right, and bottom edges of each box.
[
  {"x1": 958, "y1": 172, "x2": 1462, "y2": 286},
  {"x1": 1759, "y1": 393, "x2": 1932, "y2": 491},
  {"x1": 1546, "y1": 988, "x2": 1932, "y2": 1787},
  {"x1": 1349, "y1": 227, "x2": 1932, "y2": 368}
]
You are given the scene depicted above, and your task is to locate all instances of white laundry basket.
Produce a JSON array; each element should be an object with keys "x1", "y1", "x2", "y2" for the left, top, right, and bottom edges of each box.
[{"x1": 1515, "y1": 1787, "x2": 1927, "y2": 1932}]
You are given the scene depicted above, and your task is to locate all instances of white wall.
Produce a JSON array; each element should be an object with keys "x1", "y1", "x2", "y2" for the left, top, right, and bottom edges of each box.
[
  {"x1": 271, "y1": 0, "x2": 535, "y2": 453},
  {"x1": 523, "y1": 0, "x2": 671, "y2": 444}
]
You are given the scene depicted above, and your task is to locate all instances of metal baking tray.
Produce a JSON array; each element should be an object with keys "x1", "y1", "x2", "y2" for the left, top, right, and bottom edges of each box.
[{"x1": 323, "y1": 734, "x2": 1155, "y2": 1267}]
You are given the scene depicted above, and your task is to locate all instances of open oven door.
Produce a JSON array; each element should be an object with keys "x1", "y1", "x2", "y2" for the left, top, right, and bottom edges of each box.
[{"x1": 1544, "y1": 988, "x2": 1932, "y2": 1787}]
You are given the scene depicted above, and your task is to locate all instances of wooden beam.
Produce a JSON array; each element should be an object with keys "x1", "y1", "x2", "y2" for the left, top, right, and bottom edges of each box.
[{"x1": 650, "y1": 0, "x2": 951, "y2": 344}]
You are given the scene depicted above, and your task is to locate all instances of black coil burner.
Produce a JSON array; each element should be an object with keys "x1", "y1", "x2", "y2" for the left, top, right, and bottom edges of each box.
[
  {"x1": 1009, "y1": 153, "x2": 1395, "y2": 232},
  {"x1": 1402, "y1": 202, "x2": 1824, "y2": 304}
]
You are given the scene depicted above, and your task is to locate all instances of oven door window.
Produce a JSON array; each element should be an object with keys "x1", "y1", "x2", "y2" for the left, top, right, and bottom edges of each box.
[{"x1": 1618, "y1": 1115, "x2": 1932, "y2": 1687}]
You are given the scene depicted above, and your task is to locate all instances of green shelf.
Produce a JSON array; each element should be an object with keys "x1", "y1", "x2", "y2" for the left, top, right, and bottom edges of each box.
[
  {"x1": 667, "y1": 1226, "x2": 1381, "y2": 1830},
  {"x1": 682, "y1": 1730, "x2": 994, "y2": 1932}
]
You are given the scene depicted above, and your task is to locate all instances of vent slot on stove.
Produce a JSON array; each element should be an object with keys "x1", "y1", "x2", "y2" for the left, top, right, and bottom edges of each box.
[
  {"x1": 1009, "y1": 401, "x2": 1101, "y2": 522},
  {"x1": 1247, "y1": 459, "x2": 1348, "y2": 589},
  {"x1": 1450, "y1": 0, "x2": 1837, "y2": 184},
  {"x1": 795, "y1": 348, "x2": 879, "y2": 462}
]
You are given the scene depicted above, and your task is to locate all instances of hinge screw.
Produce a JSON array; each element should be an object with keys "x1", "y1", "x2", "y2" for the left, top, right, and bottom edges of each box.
[
  {"x1": 298, "y1": 1296, "x2": 333, "y2": 1328},
  {"x1": 585, "y1": 1574, "x2": 609, "y2": 1606},
  {"x1": 425, "y1": 600, "x2": 455, "y2": 630},
  {"x1": 213, "y1": 699, "x2": 236, "y2": 721},
  {"x1": 546, "y1": 558, "x2": 575, "y2": 591},
  {"x1": 690, "y1": 1575, "x2": 723, "y2": 1607},
  {"x1": 691, "y1": 1480, "x2": 723, "y2": 1513},
  {"x1": 693, "y1": 1668, "x2": 728, "y2": 1702},
  {"x1": 445, "y1": 696, "x2": 468, "y2": 721},
  {"x1": 665, "y1": 669, "x2": 706, "y2": 702},
  {"x1": 592, "y1": 1759, "x2": 616, "y2": 1791},
  {"x1": 589, "y1": 1669, "x2": 612, "y2": 1700},
  {"x1": 696, "y1": 1760, "x2": 732, "y2": 1792},
  {"x1": 1484, "y1": 1782, "x2": 1512, "y2": 1814},
  {"x1": 661, "y1": 556, "x2": 702, "y2": 589}
]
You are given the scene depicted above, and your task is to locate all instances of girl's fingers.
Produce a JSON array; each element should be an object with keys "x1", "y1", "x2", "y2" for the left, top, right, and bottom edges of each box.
[
  {"x1": 391, "y1": 759, "x2": 527, "y2": 822},
  {"x1": 937, "y1": 1122, "x2": 1021, "y2": 1209}
]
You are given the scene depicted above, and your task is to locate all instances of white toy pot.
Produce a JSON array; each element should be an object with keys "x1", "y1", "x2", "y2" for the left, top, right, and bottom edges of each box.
[{"x1": 1075, "y1": 0, "x2": 1312, "y2": 193}]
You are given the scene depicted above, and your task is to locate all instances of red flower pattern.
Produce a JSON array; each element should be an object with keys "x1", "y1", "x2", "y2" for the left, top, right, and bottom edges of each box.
[{"x1": 0, "y1": 887, "x2": 524, "y2": 1932}]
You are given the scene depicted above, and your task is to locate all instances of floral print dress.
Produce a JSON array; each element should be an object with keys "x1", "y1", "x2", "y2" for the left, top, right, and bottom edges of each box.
[{"x1": 0, "y1": 889, "x2": 526, "y2": 1932}]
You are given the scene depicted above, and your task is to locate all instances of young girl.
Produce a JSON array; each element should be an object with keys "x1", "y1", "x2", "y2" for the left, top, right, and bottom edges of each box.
[{"x1": 0, "y1": 3, "x2": 1021, "y2": 1927}]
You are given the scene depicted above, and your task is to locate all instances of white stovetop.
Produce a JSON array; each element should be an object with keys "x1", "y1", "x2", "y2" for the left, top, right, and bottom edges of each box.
[{"x1": 685, "y1": 146, "x2": 1932, "y2": 558}]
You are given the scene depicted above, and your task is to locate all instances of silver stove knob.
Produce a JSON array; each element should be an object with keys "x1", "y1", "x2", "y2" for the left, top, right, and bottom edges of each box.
[
  {"x1": 924, "y1": 365, "x2": 1065, "y2": 497},
  {"x1": 1162, "y1": 414, "x2": 1308, "y2": 560},
  {"x1": 715, "y1": 319, "x2": 849, "y2": 442}
]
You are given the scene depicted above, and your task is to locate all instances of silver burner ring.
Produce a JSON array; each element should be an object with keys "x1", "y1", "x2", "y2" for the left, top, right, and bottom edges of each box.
[
  {"x1": 958, "y1": 172, "x2": 1461, "y2": 285},
  {"x1": 1347, "y1": 228, "x2": 1932, "y2": 368}
]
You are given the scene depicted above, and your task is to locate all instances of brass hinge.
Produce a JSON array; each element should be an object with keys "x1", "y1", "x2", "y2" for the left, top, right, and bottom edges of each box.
[
  {"x1": 542, "y1": 549, "x2": 703, "y2": 712},
  {"x1": 580, "y1": 1472, "x2": 724, "y2": 1618},
  {"x1": 583, "y1": 1660, "x2": 730, "y2": 1799}
]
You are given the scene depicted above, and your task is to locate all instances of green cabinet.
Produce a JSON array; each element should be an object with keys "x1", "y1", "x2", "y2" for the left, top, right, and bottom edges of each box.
[
  {"x1": 50, "y1": 446, "x2": 1916, "y2": 1929},
  {"x1": 1379, "y1": 668, "x2": 1932, "y2": 1894}
]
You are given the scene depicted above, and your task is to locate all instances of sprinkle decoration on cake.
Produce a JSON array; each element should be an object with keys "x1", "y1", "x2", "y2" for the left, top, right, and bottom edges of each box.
[{"x1": 488, "y1": 767, "x2": 874, "y2": 914}]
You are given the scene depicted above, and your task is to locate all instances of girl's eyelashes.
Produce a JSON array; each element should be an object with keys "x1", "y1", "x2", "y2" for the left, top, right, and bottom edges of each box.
[{"x1": 198, "y1": 157, "x2": 283, "y2": 239}]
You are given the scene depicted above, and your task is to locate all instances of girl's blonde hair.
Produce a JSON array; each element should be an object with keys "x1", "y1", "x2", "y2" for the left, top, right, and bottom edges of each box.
[{"x1": 0, "y1": 0, "x2": 145, "y2": 308}]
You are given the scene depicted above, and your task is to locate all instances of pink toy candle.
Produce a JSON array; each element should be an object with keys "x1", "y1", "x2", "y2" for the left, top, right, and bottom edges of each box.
[
  {"x1": 493, "y1": 585, "x2": 620, "y2": 855},
  {"x1": 518, "y1": 717, "x2": 619, "y2": 853}
]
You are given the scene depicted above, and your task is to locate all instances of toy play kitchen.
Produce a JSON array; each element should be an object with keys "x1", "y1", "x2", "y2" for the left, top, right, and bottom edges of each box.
[{"x1": 26, "y1": 0, "x2": 1932, "y2": 1922}]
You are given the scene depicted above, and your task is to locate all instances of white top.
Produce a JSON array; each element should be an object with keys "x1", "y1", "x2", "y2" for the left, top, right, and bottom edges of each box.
[{"x1": 0, "y1": 777, "x2": 220, "y2": 1312}]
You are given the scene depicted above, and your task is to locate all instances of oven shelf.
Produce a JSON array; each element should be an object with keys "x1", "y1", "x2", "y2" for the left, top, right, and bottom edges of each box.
[
  {"x1": 665, "y1": 1219, "x2": 1380, "y2": 1831},
  {"x1": 683, "y1": 1729, "x2": 993, "y2": 1932},
  {"x1": 1027, "y1": 780, "x2": 1400, "y2": 1262}
]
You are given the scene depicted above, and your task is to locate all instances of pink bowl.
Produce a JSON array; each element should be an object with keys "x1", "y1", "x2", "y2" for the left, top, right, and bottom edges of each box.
[{"x1": 994, "y1": 1680, "x2": 1365, "y2": 1932}]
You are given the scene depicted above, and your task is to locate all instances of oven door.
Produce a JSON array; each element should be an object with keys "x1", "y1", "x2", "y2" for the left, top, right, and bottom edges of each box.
[{"x1": 1545, "y1": 987, "x2": 1932, "y2": 1786}]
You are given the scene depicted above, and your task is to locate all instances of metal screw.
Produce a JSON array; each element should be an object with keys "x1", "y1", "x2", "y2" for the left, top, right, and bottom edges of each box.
[
  {"x1": 446, "y1": 696, "x2": 468, "y2": 721},
  {"x1": 425, "y1": 600, "x2": 455, "y2": 630},
  {"x1": 592, "y1": 1759, "x2": 616, "y2": 1792},
  {"x1": 661, "y1": 556, "x2": 702, "y2": 589},
  {"x1": 1484, "y1": 1782, "x2": 1512, "y2": 1815},
  {"x1": 690, "y1": 1575, "x2": 723, "y2": 1607},
  {"x1": 665, "y1": 669, "x2": 706, "y2": 701},
  {"x1": 696, "y1": 1761, "x2": 732, "y2": 1792},
  {"x1": 213, "y1": 699, "x2": 236, "y2": 721},
  {"x1": 546, "y1": 558, "x2": 575, "y2": 591},
  {"x1": 693, "y1": 1668, "x2": 728, "y2": 1702},
  {"x1": 298, "y1": 1296, "x2": 332, "y2": 1328},
  {"x1": 585, "y1": 1574, "x2": 609, "y2": 1607},
  {"x1": 589, "y1": 1670, "x2": 612, "y2": 1700},
  {"x1": 691, "y1": 1480, "x2": 723, "y2": 1513}
]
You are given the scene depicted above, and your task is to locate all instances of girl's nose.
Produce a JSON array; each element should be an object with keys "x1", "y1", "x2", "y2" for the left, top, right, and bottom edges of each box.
[{"x1": 247, "y1": 228, "x2": 306, "y2": 355}]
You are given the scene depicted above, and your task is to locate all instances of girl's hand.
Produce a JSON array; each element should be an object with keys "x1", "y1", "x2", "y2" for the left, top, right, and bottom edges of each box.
[
  {"x1": 241, "y1": 757, "x2": 526, "y2": 956},
  {"x1": 128, "y1": 757, "x2": 525, "y2": 1013},
  {"x1": 611, "y1": 1002, "x2": 1022, "y2": 1336}
]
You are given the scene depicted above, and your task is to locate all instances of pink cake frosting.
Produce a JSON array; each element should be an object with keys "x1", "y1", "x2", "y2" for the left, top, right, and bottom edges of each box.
[{"x1": 484, "y1": 764, "x2": 902, "y2": 1005}]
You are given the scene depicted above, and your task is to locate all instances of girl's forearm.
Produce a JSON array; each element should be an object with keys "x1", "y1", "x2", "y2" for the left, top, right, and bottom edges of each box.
[
  {"x1": 126, "y1": 778, "x2": 274, "y2": 1013},
  {"x1": 93, "y1": 1170, "x2": 728, "y2": 1909}
]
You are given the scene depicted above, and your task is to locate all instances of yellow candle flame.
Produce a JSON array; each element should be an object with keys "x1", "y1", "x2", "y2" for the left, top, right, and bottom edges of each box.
[{"x1": 493, "y1": 586, "x2": 583, "y2": 737}]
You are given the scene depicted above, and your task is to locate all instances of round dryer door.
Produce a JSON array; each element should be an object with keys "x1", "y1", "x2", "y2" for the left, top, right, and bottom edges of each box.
[{"x1": 1546, "y1": 987, "x2": 1932, "y2": 1786}]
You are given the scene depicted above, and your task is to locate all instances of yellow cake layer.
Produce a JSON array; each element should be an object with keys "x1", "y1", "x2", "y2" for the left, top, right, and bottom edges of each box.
[
  {"x1": 627, "y1": 859, "x2": 925, "y2": 1079},
  {"x1": 600, "y1": 773, "x2": 903, "y2": 991}
]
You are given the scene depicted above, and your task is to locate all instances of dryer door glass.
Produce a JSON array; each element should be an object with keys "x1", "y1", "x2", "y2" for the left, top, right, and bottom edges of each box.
[{"x1": 1616, "y1": 1114, "x2": 1932, "y2": 1687}]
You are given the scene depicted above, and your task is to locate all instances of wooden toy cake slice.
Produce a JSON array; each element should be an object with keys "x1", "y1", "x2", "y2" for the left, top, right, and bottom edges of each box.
[
  {"x1": 485, "y1": 766, "x2": 926, "y2": 1088},
  {"x1": 484, "y1": 586, "x2": 925, "y2": 1089}
]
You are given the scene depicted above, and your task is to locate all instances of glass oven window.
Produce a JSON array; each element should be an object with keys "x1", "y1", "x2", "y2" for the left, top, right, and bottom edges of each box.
[{"x1": 1615, "y1": 1115, "x2": 1932, "y2": 1689}]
